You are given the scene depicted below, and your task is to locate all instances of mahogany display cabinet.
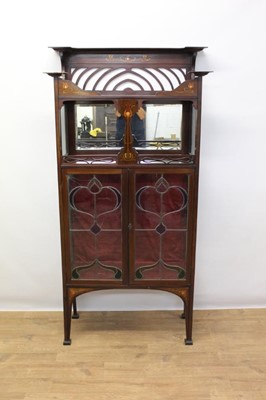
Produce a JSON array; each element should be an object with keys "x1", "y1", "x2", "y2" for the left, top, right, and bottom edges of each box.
[{"x1": 48, "y1": 47, "x2": 210, "y2": 345}]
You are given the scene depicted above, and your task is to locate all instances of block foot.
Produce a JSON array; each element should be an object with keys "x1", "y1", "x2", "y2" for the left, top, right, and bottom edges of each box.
[
  {"x1": 63, "y1": 339, "x2": 72, "y2": 345},
  {"x1": 184, "y1": 338, "x2": 193, "y2": 345}
]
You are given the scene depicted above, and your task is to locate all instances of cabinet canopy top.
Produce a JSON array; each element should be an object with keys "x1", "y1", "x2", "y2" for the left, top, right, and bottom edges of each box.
[
  {"x1": 47, "y1": 46, "x2": 211, "y2": 102},
  {"x1": 50, "y1": 46, "x2": 208, "y2": 75},
  {"x1": 50, "y1": 47, "x2": 207, "y2": 55}
]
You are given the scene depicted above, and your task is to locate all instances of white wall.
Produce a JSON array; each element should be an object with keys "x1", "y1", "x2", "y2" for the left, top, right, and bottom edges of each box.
[{"x1": 0, "y1": 0, "x2": 265, "y2": 311}]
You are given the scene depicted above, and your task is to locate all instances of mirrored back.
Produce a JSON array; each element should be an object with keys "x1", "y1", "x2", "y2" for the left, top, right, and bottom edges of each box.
[{"x1": 72, "y1": 103, "x2": 183, "y2": 151}]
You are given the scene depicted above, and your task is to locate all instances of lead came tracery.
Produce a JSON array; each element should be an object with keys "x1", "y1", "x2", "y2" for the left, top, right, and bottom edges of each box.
[
  {"x1": 135, "y1": 174, "x2": 188, "y2": 280},
  {"x1": 68, "y1": 174, "x2": 123, "y2": 280}
]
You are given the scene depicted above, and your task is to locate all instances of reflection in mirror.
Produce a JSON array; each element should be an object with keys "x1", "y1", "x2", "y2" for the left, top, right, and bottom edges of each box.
[
  {"x1": 74, "y1": 103, "x2": 183, "y2": 151},
  {"x1": 75, "y1": 103, "x2": 119, "y2": 149},
  {"x1": 191, "y1": 107, "x2": 198, "y2": 155},
  {"x1": 60, "y1": 105, "x2": 68, "y2": 155},
  {"x1": 144, "y1": 104, "x2": 182, "y2": 150}
]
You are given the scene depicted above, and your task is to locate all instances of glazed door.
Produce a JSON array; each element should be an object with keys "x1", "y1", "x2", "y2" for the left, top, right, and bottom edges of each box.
[
  {"x1": 63, "y1": 169, "x2": 128, "y2": 284},
  {"x1": 129, "y1": 170, "x2": 194, "y2": 284}
]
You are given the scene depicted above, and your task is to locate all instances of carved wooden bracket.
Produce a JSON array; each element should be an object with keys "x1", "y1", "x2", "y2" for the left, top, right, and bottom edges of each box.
[
  {"x1": 67, "y1": 287, "x2": 97, "y2": 306},
  {"x1": 161, "y1": 287, "x2": 190, "y2": 306}
]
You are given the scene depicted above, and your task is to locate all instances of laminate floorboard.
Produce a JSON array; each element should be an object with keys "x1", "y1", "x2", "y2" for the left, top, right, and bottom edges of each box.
[{"x1": 0, "y1": 309, "x2": 266, "y2": 399}]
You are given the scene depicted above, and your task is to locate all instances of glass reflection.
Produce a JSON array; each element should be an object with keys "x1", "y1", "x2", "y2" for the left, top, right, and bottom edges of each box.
[{"x1": 75, "y1": 103, "x2": 183, "y2": 150}]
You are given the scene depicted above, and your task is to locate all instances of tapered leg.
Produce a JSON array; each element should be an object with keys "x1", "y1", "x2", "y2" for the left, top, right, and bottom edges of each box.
[
  {"x1": 63, "y1": 291, "x2": 72, "y2": 345},
  {"x1": 160, "y1": 287, "x2": 193, "y2": 345},
  {"x1": 184, "y1": 290, "x2": 193, "y2": 345},
  {"x1": 72, "y1": 298, "x2": 79, "y2": 319}
]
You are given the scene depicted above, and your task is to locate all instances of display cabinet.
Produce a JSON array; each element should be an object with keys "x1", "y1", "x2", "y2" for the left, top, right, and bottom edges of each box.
[{"x1": 48, "y1": 47, "x2": 210, "y2": 345}]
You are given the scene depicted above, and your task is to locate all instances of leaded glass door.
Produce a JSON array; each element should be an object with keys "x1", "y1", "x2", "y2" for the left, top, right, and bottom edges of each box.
[
  {"x1": 64, "y1": 170, "x2": 126, "y2": 283},
  {"x1": 130, "y1": 170, "x2": 193, "y2": 283}
]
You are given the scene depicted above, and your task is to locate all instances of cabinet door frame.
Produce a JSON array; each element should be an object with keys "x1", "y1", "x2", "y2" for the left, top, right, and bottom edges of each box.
[
  {"x1": 61, "y1": 167, "x2": 129, "y2": 286},
  {"x1": 128, "y1": 167, "x2": 196, "y2": 287}
]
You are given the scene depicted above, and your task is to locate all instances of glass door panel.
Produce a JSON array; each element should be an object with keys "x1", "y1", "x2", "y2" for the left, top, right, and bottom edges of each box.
[
  {"x1": 133, "y1": 172, "x2": 189, "y2": 281},
  {"x1": 67, "y1": 173, "x2": 123, "y2": 281}
]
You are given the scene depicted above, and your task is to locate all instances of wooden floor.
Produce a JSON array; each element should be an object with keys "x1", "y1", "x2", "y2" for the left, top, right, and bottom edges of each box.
[{"x1": 0, "y1": 309, "x2": 266, "y2": 399}]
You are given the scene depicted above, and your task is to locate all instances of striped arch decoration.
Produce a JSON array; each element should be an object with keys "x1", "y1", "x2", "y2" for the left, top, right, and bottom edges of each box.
[{"x1": 70, "y1": 67, "x2": 187, "y2": 92}]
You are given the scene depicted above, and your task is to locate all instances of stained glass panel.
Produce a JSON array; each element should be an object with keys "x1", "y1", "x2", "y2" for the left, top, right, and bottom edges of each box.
[
  {"x1": 68, "y1": 174, "x2": 123, "y2": 280},
  {"x1": 134, "y1": 173, "x2": 188, "y2": 280}
]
